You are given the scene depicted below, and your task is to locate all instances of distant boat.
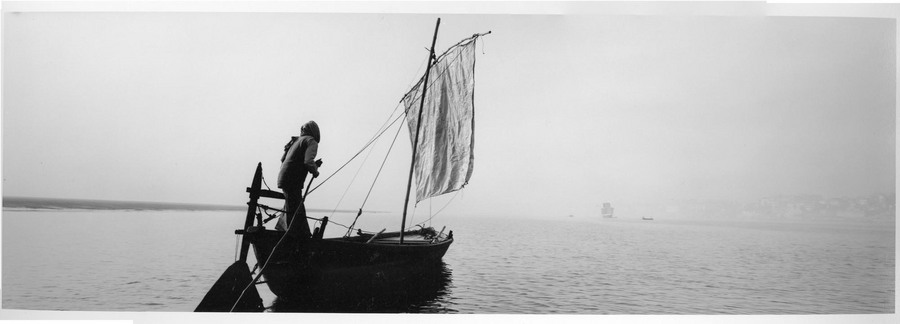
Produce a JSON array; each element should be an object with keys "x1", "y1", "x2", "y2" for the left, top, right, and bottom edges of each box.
[
  {"x1": 642, "y1": 216, "x2": 654, "y2": 221},
  {"x1": 601, "y1": 202, "x2": 615, "y2": 218}
]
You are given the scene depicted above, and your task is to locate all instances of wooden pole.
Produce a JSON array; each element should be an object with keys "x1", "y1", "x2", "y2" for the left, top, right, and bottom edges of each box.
[
  {"x1": 400, "y1": 18, "x2": 441, "y2": 244},
  {"x1": 239, "y1": 162, "x2": 263, "y2": 263}
]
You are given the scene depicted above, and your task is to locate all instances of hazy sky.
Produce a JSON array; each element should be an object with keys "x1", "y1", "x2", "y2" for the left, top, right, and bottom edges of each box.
[{"x1": 2, "y1": 11, "x2": 895, "y2": 218}]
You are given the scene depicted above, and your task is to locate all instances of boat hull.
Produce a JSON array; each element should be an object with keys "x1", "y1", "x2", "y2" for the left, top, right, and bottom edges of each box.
[{"x1": 246, "y1": 228, "x2": 452, "y2": 298}]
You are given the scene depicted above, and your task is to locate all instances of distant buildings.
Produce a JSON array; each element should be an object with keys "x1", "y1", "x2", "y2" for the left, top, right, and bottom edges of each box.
[
  {"x1": 748, "y1": 193, "x2": 895, "y2": 221},
  {"x1": 657, "y1": 193, "x2": 894, "y2": 222}
]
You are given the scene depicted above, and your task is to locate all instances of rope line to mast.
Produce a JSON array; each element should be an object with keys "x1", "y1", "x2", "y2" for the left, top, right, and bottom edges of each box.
[
  {"x1": 326, "y1": 131, "x2": 379, "y2": 220},
  {"x1": 360, "y1": 118, "x2": 405, "y2": 210},
  {"x1": 306, "y1": 110, "x2": 405, "y2": 195},
  {"x1": 411, "y1": 190, "x2": 460, "y2": 230},
  {"x1": 307, "y1": 215, "x2": 352, "y2": 230},
  {"x1": 345, "y1": 117, "x2": 406, "y2": 236}
]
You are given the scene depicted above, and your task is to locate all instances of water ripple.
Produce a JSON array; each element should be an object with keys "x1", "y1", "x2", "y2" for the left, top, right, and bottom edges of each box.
[{"x1": 1, "y1": 212, "x2": 894, "y2": 313}]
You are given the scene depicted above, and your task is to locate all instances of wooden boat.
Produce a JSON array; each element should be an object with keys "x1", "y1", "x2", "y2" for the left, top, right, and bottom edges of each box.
[
  {"x1": 196, "y1": 18, "x2": 488, "y2": 312},
  {"x1": 238, "y1": 164, "x2": 454, "y2": 298},
  {"x1": 267, "y1": 260, "x2": 453, "y2": 312}
]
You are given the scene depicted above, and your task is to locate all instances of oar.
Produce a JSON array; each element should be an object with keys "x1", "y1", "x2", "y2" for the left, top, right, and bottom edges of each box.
[
  {"x1": 194, "y1": 163, "x2": 266, "y2": 312},
  {"x1": 194, "y1": 260, "x2": 264, "y2": 312}
]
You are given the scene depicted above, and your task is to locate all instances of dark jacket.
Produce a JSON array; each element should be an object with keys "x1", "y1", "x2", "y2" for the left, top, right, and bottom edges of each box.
[{"x1": 277, "y1": 121, "x2": 320, "y2": 189}]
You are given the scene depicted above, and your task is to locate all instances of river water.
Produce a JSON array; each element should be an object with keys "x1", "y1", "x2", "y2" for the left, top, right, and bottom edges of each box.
[{"x1": 1, "y1": 207, "x2": 894, "y2": 314}]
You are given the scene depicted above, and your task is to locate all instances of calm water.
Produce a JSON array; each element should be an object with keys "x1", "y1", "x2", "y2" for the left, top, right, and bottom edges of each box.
[{"x1": 1, "y1": 207, "x2": 894, "y2": 314}]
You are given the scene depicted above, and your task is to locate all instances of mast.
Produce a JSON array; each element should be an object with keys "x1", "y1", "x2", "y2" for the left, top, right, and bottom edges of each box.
[{"x1": 400, "y1": 18, "x2": 441, "y2": 244}]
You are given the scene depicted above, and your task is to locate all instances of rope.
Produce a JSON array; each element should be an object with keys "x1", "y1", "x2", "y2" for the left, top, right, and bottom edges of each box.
[
  {"x1": 255, "y1": 174, "x2": 282, "y2": 224},
  {"x1": 261, "y1": 174, "x2": 273, "y2": 191},
  {"x1": 412, "y1": 190, "x2": 461, "y2": 229},
  {"x1": 327, "y1": 134, "x2": 378, "y2": 219},
  {"x1": 407, "y1": 204, "x2": 418, "y2": 231},
  {"x1": 345, "y1": 116, "x2": 406, "y2": 236},
  {"x1": 307, "y1": 216, "x2": 352, "y2": 230},
  {"x1": 259, "y1": 205, "x2": 282, "y2": 224},
  {"x1": 306, "y1": 111, "x2": 406, "y2": 195},
  {"x1": 360, "y1": 117, "x2": 405, "y2": 212}
]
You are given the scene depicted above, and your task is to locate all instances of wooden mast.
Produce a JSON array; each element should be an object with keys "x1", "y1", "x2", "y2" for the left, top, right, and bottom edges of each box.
[{"x1": 400, "y1": 18, "x2": 441, "y2": 244}]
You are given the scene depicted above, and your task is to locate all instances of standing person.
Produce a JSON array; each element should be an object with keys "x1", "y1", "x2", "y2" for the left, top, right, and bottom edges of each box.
[{"x1": 275, "y1": 120, "x2": 322, "y2": 238}]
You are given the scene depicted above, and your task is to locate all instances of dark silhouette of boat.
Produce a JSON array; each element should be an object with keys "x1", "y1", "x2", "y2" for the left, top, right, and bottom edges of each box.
[
  {"x1": 268, "y1": 260, "x2": 454, "y2": 313},
  {"x1": 240, "y1": 164, "x2": 454, "y2": 299},
  {"x1": 196, "y1": 19, "x2": 488, "y2": 312}
]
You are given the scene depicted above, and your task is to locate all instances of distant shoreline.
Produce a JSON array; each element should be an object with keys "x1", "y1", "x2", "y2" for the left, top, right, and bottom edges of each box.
[
  {"x1": 2, "y1": 196, "x2": 382, "y2": 214},
  {"x1": 2, "y1": 196, "x2": 245, "y2": 212}
]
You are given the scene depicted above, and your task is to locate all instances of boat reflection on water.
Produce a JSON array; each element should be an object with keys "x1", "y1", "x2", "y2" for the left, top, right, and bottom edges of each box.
[{"x1": 268, "y1": 261, "x2": 455, "y2": 313}]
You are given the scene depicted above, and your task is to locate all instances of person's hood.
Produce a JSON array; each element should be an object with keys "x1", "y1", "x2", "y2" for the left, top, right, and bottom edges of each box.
[{"x1": 300, "y1": 120, "x2": 321, "y2": 143}]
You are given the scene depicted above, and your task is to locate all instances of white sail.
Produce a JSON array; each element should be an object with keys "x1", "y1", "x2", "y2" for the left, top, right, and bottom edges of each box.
[{"x1": 402, "y1": 36, "x2": 480, "y2": 203}]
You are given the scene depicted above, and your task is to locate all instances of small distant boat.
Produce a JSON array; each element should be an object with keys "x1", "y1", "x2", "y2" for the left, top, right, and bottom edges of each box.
[
  {"x1": 601, "y1": 202, "x2": 615, "y2": 218},
  {"x1": 642, "y1": 216, "x2": 654, "y2": 221}
]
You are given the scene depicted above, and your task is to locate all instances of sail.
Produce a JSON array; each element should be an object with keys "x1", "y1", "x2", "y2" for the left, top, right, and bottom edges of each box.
[{"x1": 402, "y1": 35, "x2": 480, "y2": 203}]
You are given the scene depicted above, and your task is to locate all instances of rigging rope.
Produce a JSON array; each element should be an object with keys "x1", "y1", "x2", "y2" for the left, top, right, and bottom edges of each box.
[
  {"x1": 345, "y1": 118, "x2": 406, "y2": 236},
  {"x1": 261, "y1": 174, "x2": 272, "y2": 191},
  {"x1": 360, "y1": 115, "x2": 405, "y2": 211},
  {"x1": 306, "y1": 111, "x2": 406, "y2": 196},
  {"x1": 327, "y1": 131, "x2": 379, "y2": 220},
  {"x1": 412, "y1": 190, "x2": 460, "y2": 229},
  {"x1": 306, "y1": 215, "x2": 352, "y2": 230}
]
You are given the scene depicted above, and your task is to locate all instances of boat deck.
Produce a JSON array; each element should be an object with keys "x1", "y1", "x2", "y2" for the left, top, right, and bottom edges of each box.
[
  {"x1": 347, "y1": 227, "x2": 450, "y2": 246},
  {"x1": 370, "y1": 234, "x2": 435, "y2": 245}
]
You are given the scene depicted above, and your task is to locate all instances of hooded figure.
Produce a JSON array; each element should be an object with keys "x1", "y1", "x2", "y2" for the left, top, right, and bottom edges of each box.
[{"x1": 275, "y1": 121, "x2": 321, "y2": 235}]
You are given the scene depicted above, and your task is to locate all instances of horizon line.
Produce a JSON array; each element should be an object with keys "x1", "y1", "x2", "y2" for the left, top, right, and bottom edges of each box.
[{"x1": 1, "y1": 196, "x2": 387, "y2": 214}]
